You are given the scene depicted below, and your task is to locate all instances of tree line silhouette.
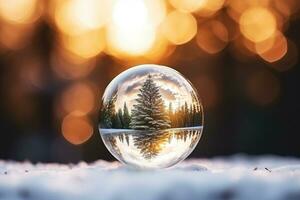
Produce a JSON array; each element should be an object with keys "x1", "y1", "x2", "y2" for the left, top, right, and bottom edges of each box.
[
  {"x1": 100, "y1": 74, "x2": 202, "y2": 129},
  {"x1": 100, "y1": 96, "x2": 202, "y2": 129}
]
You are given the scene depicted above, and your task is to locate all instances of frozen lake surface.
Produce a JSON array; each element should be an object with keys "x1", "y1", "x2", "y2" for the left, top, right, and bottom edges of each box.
[
  {"x1": 1, "y1": 155, "x2": 300, "y2": 200},
  {"x1": 99, "y1": 126, "x2": 203, "y2": 134}
]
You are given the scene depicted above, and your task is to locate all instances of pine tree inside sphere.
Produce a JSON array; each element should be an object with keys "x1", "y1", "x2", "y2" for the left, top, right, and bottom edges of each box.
[{"x1": 99, "y1": 64, "x2": 204, "y2": 169}]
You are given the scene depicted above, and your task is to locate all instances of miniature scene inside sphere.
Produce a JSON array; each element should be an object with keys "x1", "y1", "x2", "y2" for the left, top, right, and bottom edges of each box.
[{"x1": 99, "y1": 64, "x2": 203, "y2": 168}]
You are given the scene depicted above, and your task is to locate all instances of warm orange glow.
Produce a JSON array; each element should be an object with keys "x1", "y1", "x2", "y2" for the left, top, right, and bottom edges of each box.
[
  {"x1": 54, "y1": 0, "x2": 111, "y2": 35},
  {"x1": 144, "y1": 0, "x2": 167, "y2": 27},
  {"x1": 162, "y1": 11, "x2": 197, "y2": 45},
  {"x1": 169, "y1": 0, "x2": 205, "y2": 13},
  {"x1": 62, "y1": 112, "x2": 93, "y2": 145},
  {"x1": 240, "y1": 7, "x2": 277, "y2": 43},
  {"x1": 227, "y1": 0, "x2": 270, "y2": 22},
  {"x1": 51, "y1": 49, "x2": 96, "y2": 80},
  {"x1": 144, "y1": 34, "x2": 175, "y2": 61},
  {"x1": 60, "y1": 30, "x2": 105, "y2": 59},
  {"x1": 257, "y1": 32, "x2": 288, "y2": 63},
  {"x1": 0, "y1": 0, "x2": 41, "y2": 24},
  {"x1": 0, "y1": 24, "x2": 33, "y2": 50},
  {"x1": 242, "y1": 38, "x2": 257, "y2": 54},
  {"x1": 196, "y1": 0, "x2": 225, "y2": 16},
  {"x1": 196, "y1": 20, "x2": 228, "y2": 54},
  {"x1": 274, "y1": 0, "x2": 300, "y2": 17},
  {"x1": 246, "y1": 70, "x2": 280, "y2": 106},
  {"x1": 106, "y1": 0, "x2": 165, "y2": 57},
  {"x1": 61, "y1": 83, "x2": 95, "y2": 115},
  {"x1": 254, "y1": 33, "x2": 277, "y2": 54},
  {"x1": 270, "y1": 41, "x2": 298, "y2": 71}
]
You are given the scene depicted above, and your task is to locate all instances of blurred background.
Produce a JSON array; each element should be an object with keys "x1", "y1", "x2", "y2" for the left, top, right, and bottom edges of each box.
[{"x1": 0, "y1": 0, "x2": 299, "y2": 163}]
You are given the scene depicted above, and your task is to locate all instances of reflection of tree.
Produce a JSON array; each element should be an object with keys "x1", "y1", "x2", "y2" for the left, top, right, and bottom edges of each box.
[
  {"x1": 133, "y1": 131, "x2": 171, "y2": 159},
  {"x1": 107, "y1": 128, "x2": 202, "y2": 161},
  {"x1": 107, "y1": 135, "x2": 122, "y2": 157},
  {"x1": 190, "y1": 134, "x2": 200, "y2": 148},
  {"x1": 117, "y1": 133, "x2": 130, "y2": 146},
  {"x1": 174, "y1": 129, "x2": 199, "y2": 141}
]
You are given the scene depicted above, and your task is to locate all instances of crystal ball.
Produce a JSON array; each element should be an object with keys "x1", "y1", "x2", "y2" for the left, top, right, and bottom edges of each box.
[{"x1": 99, "y1": 64, "x2": 204, "y2": 169}]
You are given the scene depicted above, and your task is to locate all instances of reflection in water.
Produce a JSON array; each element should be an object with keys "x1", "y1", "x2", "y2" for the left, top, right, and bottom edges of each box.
[{"x1": 101, "y1": 127, "x2": 202, "y2": 168}]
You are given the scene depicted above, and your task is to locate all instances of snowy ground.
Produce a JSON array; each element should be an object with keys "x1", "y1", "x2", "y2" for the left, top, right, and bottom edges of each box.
[{"x1": 1, "y1": 155, "x2": 300, "y2": 200}]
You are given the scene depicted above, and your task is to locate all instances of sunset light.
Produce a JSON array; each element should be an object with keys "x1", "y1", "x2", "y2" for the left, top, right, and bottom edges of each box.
[
  {"x1": 106, "y1": 0, "x2": 158, "y2": 56},
  {"x1": 239, "y1": 7, "x2": 277, "y2": 43},
  {"x1": 0, "y1": 0, "x2": 40, "y2": 24},
  {"x1": 162, "y1": 11, "x2": 197, "y2": 45},
  {"x1": 0, "y1": 0, "x2": 299, "y2": 153},
  {"x1": 54, "y1": 0, "x2": 110, "y2": 35}
]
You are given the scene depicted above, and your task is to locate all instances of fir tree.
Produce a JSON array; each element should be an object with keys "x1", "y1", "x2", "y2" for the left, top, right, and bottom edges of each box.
[
  {"x1": 113, "y1": 113, "x2": 122, "y2": 128},
  {"x1": 101, "y1": 94, "x2": 117, "y2": 128},
  {"x1": 122, "y1": 102, "x2": 131, "y2": 129},
  {"x1": 194, "y1": 104, "x2": 202, "y2": 126},
  {"x1": 117, "y1": 108, "x2": 124, "y2": 127},
  {"x1": 130, "y1": 74, "x2": 171, "y2": 130},
  {"x1": 184, "y1": 102, "x2": 189, "y2": 127},
  {"x1": 190, "y1": 104, "x2": 195, "y2": 126},
  {"x1": 168, "y1": 102, "x2": 174, "y2": 127}
]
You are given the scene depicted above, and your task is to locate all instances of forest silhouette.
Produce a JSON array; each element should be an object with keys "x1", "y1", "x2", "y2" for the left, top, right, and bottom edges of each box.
[{"x1": 100, "y1": 74, "x2": 202, "y2": 130}]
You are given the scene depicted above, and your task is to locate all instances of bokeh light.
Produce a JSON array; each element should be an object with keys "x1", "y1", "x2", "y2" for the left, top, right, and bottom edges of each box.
[
  {"x1": 61, "y1": 82, "x2": 95, "y2": 115},
  {"x1": 106, "y1": 0, "x2": 164, "y2": 57},
  {"x1": 0, "y1": 24, "x2": 34, "y2": 50},
  {"x1": 53, "y1": 0, "x2": 111, "y2": 35},
  {"x1": 61, "y1": 112, "x2": 93, "y2": 145},
  {"x1": 60, "y1": 29, "x2": 105, "y2": 59},
  {"x1": 274, "y1": 0, "x2": 300, "y2": 17},
  {"x1": 269, "y1": 40, "x2": 298, "y2": 71},
  {"x1": 196, "y1": 20, "x2": 228, "y2": 54},
  {"x1": 257, "y1": 32, "x2": 288, "y2": 63},
  {"x1": 239, "y1": 7, "x2": 277, "y2": 43},
  {"x1": 0, "y1": 0, "x2": 299, "y2": 150},
  {"x1": 144, "y1": 34, "x2": 176, "y2": 61},
  {"x1": 196, "y1": 0, "x2": 225, "y2": 16},
  {"x1": 162, "y1": 11, "x2": 197, "y2": 45},
  {"x1": 169, "y1": 0, "x2": 205, "y2": 13},
  {"x1": 0, "y1": 0, "x2": 41, "y2": 24},
  {"x1": 51, "y1": 49, "x2": 96, "y2": 80},
  {"x1": 227, "y1": 0, "x2": 270, "y2": 22}
]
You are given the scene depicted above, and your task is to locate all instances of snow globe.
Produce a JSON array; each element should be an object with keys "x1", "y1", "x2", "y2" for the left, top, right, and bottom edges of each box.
[{"x1": 99, "y1": 64, "x2": 204, "y2": 169}]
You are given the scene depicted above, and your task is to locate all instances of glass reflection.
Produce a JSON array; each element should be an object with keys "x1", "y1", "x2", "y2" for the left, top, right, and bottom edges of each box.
[
  {"x1": 101, "y1": 127, "x2": 202, "y2": 168},
  {"x1": 99, "y1": 65, "x2": 204, "y2": 168}
]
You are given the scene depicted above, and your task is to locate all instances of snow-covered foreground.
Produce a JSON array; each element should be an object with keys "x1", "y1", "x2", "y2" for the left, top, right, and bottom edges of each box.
[{"x1": 1, "y1": 155, "x2": 300, "y2": 200}]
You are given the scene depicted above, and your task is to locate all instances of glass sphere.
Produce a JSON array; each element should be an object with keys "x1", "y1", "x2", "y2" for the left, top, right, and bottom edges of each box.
[{"x1": 99, "y1": 64, "x2": 204, "y2": 169}]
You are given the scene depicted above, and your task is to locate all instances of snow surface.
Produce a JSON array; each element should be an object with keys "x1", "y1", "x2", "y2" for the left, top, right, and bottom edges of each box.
[{"x1": 1, "y1": 155, "x2": 300, "y2": 200}]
